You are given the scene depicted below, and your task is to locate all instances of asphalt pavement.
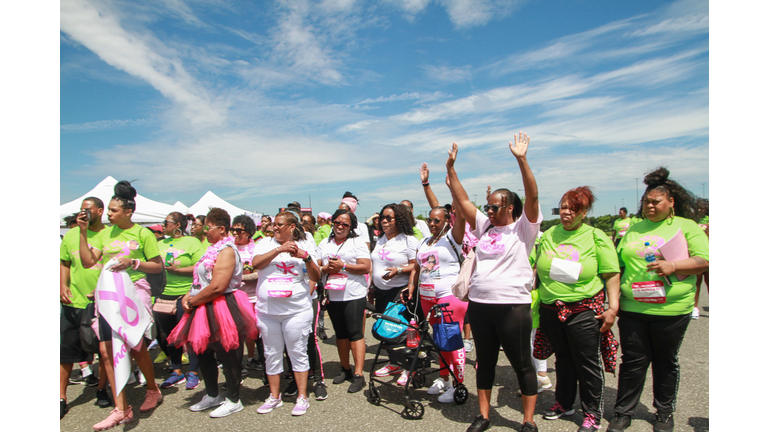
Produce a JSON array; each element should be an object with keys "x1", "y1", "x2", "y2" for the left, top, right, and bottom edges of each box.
[{"x1": 61, "y1": 286, "x2": 708, "y2": 432}]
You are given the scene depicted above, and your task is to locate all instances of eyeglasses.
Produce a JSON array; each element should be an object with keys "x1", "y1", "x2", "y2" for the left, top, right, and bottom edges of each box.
[
  {"x1": 231, "y1": 228, "x2": 248, "y2": 235},
  {"x1": 381, "y1": 215, "x2": 394, "y2": 223},
  {"x1": 203, "y1": 225, "x2": 221, "y2": 232},
  {"x1": 332, "y1": 221, "x2": 351, "y2": 228},
  {"x1": 273, "y1": 222, "x2": 287, "y2": 229},
  {"x1": 162, "y1": 220, "x2": 177, "y2": 226},
  {"x1": 483, "y1": 204, "x2": 511, "y2": 214},
  {"x1": 192, "y1": 223, "x2": 204, "y2": 228},
  {"x1": 264, "y1": 230, "x2": 275, "y2": 237},
  {"x1": 426, "y1": 218, "x2": 445, "y2": 224}
]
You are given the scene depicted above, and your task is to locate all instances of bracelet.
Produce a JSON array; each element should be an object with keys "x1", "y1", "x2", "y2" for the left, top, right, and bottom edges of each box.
[
  {"x1": 422, "y1": 182, "x2": 430, "y2": 187},
  {"x1": 396, "y1": 267, "x2": 403, "y2": 275},
  {"x1": 132, "y1": 259, "x2": 140, "y2": 270},
  {"x1": 671, "y1": 262, "x2": 676, "y2": 272},
  {"x1": 301, "y1": 250, "x2": 309, "y2": 260},
  {"x1": 342, "y1": 263, "x2": 347, "y2": 272}
]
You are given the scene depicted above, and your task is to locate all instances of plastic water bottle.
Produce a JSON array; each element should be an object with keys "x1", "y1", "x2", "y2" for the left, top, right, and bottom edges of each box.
[
  {"x1": 165, "y1": 246, "x2": 174, "y2": 267},
  {"x1": 406, "y1": 319, "x2": 420, "y2": 348},
  {"x1": 643, "y1": 242, "x2": 656, "y2": 278}
]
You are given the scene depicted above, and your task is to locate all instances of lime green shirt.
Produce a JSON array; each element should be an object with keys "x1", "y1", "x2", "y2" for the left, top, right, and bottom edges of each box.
[
  {"x1": 617, "y1": 217, "x2": 709, "y2": 315},
  {"x1": 90, "y1": 224, "x2": 161, "y2": 283},
  {"x1": 60, "y1": 228, "x2": 104, "y2": 309},
  {"x1": 314, "y1": 224, "x2": 331, "y2": 246},
  {"x1": 613, "y1": 217, "x2": 632, "y2": 239},
  {"x1": 157, "y1": 236, "x2": 204, "y2": 296},
  {"x1": 536, "y1": 224, "x2": 619, "y2": 304}
]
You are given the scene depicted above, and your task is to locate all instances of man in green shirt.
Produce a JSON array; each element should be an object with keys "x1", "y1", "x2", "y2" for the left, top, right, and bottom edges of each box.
[
  {"x1": 612, "y1": 207, "x2": 632, "y2": 247},
  {"x1": 60, "y1": 197, "x2": 109, "y2": 419}
]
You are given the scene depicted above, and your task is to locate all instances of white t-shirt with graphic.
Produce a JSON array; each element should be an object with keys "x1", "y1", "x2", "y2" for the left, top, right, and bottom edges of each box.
[
  {"x1": 319, "y1": 236, "x2": 371, "y2": 302},
  {"x1": 371, "y1": 232, "x2": 418, "y2": 289},
  {"x1": 253, "y1": 237, "x2": 320, "y2": 316},
  {"x1": 416, "y1": 232, "x2": 462, "y2": 300}
]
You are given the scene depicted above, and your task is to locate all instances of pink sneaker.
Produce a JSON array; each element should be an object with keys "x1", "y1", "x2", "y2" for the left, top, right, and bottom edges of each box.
[
  {"x1": 396, "y1": 371, "x2": 410, "y2": 386},
  {"x1": 139, "y1": 389, "x2": 163, "y2": 412},
  {"x1": 93, "y1": 406, "x2": 134, "y2": 431},
  {"x1": 374, "y1": 364, "x2": 402, "y2": 377}
]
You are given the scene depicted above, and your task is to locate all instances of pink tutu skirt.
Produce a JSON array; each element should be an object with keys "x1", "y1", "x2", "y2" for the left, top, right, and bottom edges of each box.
[{"x1": 168, "y1": 290, "x2": 259, "y2": 355}]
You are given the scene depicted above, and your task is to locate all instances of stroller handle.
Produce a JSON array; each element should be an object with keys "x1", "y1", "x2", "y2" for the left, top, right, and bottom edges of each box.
[{"x1": 370, "y1": 313, "x2": 411, "y2": 327}]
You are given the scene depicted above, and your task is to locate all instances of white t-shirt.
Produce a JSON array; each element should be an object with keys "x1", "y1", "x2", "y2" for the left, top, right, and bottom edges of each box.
[
  {"x1": 319, "y1": 236, "x2": 370, "y2": 302},
  {"x1": 371, "y1": 232, "x2": 418, "y2": 289},
  {"x1": 253, "y1": 237, "x2": 320, "y2": 315},
  {"x1": 469, "y1": 207, "x2": 543, "y2": 304},
  {"x1": 416, "y1": 233, "x2": 462, "y2": 300},
  {"x1": 354, "y1": 224, "x2": 371, "y2": 245},
  {"x1": 415, "y1": 219, "x2": 431, "y2": 239}
]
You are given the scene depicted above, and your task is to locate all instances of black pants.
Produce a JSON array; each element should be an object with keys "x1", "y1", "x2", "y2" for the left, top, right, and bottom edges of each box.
[
  {"x1": 373, "y1": 286, "x2": 403, "y2": 314},
  {"x1": 468, "y1": 301, "x2": 537, "y2": 395},
  {"x1": 539, "y1": 307, "x2": 604, "y2": 420},
  {"x1": 154, "y1": 296, "x2": 199, "y2": 372},
  {"x1": 197, "y1": 341, "x2": 244, "y2": 402},
  {"x1": 613, "y1": 310, "x2": 691, "y2": 416}
]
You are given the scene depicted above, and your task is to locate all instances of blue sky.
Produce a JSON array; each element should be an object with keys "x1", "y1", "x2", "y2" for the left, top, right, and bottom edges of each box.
[{"x1": 59, "y1": 0, "x2": 709, "y2": 220}]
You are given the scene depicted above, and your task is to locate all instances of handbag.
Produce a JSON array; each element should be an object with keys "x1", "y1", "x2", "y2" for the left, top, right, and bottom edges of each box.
[
  {"x1": 431, "y1": 311, "x2": 463, "y2": 352},
  {"x1": 79, "y1": 302, "x2": 100, "y2": 354},
  {"x1": 451, "y1": 225, "x2": 492, "y2": 302},
  {"x1": 152, "y1": 297, "x2": 179, "y2": 315},
  {"x1": 372, "y1": 301, "x2": 410, "y2": 344}
]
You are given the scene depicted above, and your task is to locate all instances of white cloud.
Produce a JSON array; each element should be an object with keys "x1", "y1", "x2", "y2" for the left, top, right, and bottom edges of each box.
[
  {"x1": 439, "y1": 0, "x2": 522, "y2": 29},
  {"x1": 356, "y1": 91, "x2": 448, "y2": 104},
  {"x1": 422, "y1": 64, "x2": 471, "y2": 83},
  {"x1": 60, "y1": 118, "x2": 152, "y2": 132}
]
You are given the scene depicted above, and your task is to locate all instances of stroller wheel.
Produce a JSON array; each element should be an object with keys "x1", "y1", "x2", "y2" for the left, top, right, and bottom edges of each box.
[
  {"x1": 453, "y1": 384, "x2": 469, "y2": 405},
  {"x1": 403, "y1": 401, "x2": 424, "y2": 419},
  {"x1": 411, "y1": 373, "x2": 425, "y2": 389},
  {"x1": 368, "y1": 383, "x2": 381, "y2": 406}
]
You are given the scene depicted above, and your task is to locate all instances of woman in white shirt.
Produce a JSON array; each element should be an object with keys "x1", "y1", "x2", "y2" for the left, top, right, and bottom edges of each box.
[
  {"x1": 251, "y1": 211, "x2": 321, "y2": 417},
  {"x1": 318, "y1": 209, "x2": 371, "y2": 393},
  {"x1": 446, "y1": 133, "x2": 543, "y2": 432}
]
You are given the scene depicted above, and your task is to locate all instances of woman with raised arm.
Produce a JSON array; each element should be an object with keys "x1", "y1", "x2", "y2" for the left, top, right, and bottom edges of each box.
[
  {"x1": 606, "y1": 168, "x2": 708, "y2": 432},
  {"x1": 77, "y1": 181, "x2": 164, "y2": 430},
  {"x1": 445, "y1": 133, "x2": 543, "y2": 432}
]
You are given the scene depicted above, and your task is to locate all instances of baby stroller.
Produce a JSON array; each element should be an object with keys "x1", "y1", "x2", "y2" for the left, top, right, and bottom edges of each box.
[{"x1": 368, "y1": 301, "x2": 469, "y2": 419}]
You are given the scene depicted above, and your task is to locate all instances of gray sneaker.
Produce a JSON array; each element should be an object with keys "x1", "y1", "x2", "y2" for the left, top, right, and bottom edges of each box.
[{"x1": 190, "y1": 393, "x2": 225, "y2": 412}]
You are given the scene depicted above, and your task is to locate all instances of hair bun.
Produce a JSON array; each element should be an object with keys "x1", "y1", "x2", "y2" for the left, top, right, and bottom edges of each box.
[
  {"x1": 114, "y1": 180, "x2": 137, "y2": 199},
  {"x1": 643, "y1": 167, "x2": 670, "y2": 188}
]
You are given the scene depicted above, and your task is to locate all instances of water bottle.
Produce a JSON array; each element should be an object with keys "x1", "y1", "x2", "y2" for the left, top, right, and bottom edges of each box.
[
  {"x1": 406, "y1": 319, "x2": 420, "y2": 348},
  {"x1": 164, "y1": 246, "x2": 174, "y2": 267},
  {"x1": 643, "y1": 242, "x2": 656, "y2": 278}
]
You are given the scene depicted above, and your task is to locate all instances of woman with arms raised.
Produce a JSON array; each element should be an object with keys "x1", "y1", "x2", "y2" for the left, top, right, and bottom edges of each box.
[{"x1": 445, "y1": 133, "x2": 543, "y2": 432}]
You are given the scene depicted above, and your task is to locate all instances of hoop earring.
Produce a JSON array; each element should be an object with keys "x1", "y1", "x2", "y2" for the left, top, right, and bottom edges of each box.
[
  {"x1": 668, "y1": 206, "x2": 675, "y2": 221},
  {"x1": 173, "y1": 228, "x2": 182, "y2": 237}
]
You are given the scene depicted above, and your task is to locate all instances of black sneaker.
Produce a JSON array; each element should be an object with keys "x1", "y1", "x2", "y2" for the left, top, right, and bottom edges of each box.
[
  {"x1": 607, "y1": 413, "x2": 632, "y2": 432},
  {"x1": 84, "y1": 374, "x2": 99, "y2": 387},
  {"x1": 241, "y1": 368, "x2": 250, "y2": 377},
  {"x1": 245, "y1": 357, "x2": 264, "y2": 371},
  {"x1": 653, "y1": 411, "x2": 674, "y2": 432},
  {"x1": 314, "y1": 382, "x2": 328, "y2": 400},
  {"x1": 283, "y1": 379, "x2": 298, "y2": 397},
  {"x1": 333, "y1": 367, "x2": 353, "y2": 384},
  {"x1": 521, "y1": 421, "x2": 539, "y2": 432},
  {"x1": 60, "y1": 399, "x2": 68, "y2": 420},
  {"x1": 466, "y1": 414, "x2": 490, "y2": 432},
  {"x1": 316, "y1": 328, "x2": 328, "y2": 340},
  {"x1": 543, "y1": 402, "x2": 576, "y2": 420},
  {"x1": 348, "y1": 375, "x2": 365, "y2": 393},
  {"x1": 95, "y1": 388, "x2": 112, "y2": 408},
  {"x1": 69, "y1": 374, "x2": 86, "y2": 384}
]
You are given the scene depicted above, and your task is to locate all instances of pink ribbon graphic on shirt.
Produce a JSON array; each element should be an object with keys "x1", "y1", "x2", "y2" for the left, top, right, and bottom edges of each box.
[
  {"x1": 99, "y1": 272, "x2": 140, "y2": 327},
  {"x1": 277, "y1": 261, "x2": 299, "y2": 275},
  {"x1": 378, "y1": 249, "x2": 394, "y2": 261}
]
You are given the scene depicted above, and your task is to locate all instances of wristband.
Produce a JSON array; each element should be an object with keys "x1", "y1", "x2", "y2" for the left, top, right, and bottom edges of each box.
[
  {"x1": 422, "y1": 182, "x2": 430, "y2": 187},
  {"x1": 301, "y1": 250, "x2": 309, "y2": 260},
  {"x1": 132, "y1": 259, "x2": 141, "y2": 270},
  {"x1": 671, "y1": 262, "x2": 676, "y2": 272},
  {"x1": 342, "y1": 263, "x2": 347, "y2": 272}
]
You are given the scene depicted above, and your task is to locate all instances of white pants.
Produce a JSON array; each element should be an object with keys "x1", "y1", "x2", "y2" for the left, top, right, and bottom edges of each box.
[{"x1": 257, "y1": 309, "x2": 314, "y2": 376}]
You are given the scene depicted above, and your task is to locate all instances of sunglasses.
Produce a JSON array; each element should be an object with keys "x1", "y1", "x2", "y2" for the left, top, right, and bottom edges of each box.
[
  {"x1": 203, "y1": 225, "x2": 221, "y2": 232},
  {"x1": 381, "y1": 215, "x2": 394, "y2": 223},
  {"x1": 483, "y1": 204, "x2": 511, "y2": 214},
  {"x1": 426, "y1": 218, "x2": 445, "y2": 224},
  {"x1": 264, "y1": 230, "x2": 275, "y2": 237},
  {"x1": 333, "y1": 221, "x2": 351, "y2": 228},
  {"x1": 231, "y1": 228, "x2": 248, "y2": 235},
  {"x1": 162, "y1": 220, "x2": 177, "y2": 226}
]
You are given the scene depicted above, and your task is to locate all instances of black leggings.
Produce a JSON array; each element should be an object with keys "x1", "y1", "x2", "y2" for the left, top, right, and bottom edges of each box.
[
  {"x1": 468, "y1": 301, "x2": 537, "y2": 395},
  {"x1": 327, "y1": 297, "x2": 366, "y2": 342},
  {"x1": 197, "y1": 341, "x2": 244, "y2": 402}
]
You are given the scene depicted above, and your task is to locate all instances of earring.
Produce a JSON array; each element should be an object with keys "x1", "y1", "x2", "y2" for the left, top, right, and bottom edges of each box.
[
  {"x1": 173, "y1": 228, "x2": 182, "y2": 237},
  {"x1": 669, "y1": 206, "x2": 675, "y2": 220}
]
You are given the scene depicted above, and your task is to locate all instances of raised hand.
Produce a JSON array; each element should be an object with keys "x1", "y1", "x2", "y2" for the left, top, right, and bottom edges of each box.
[
  {"x1": 446, "y1": 142, "x2": 458, "y2": 169},
  {"x1": 420, "y1": 162, "x2": 430, "y2": 184},
  {"x1": 486, "y1": 185, "x2": 491, "y2": 199},
  {"x1": 509, "y1": 131, "x2": 530, "y2": 159}
]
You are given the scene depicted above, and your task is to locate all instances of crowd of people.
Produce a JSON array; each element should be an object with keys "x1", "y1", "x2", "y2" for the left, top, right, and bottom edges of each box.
[{"x1": 60, "y1": 133, "x2": 709, "y2": 432}]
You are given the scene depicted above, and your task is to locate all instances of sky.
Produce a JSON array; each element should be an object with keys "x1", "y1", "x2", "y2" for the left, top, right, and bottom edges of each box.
[{"x1": 59, "y1": 0, "x2": 709, "y2": 220}]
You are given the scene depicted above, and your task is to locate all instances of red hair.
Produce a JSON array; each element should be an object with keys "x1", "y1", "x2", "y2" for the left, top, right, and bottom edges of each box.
[{"x1": 560, "y1": 186, "x2": 595, "y2": 214}]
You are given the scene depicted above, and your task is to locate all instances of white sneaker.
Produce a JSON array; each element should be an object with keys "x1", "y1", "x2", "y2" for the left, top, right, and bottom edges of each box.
[
  {"x1": 257, "y1": 394, "x2": 283, "y2": 414},
  {"x1": 691, "y1": 307, "x2": 700, "y2": 319},
  {"x1": 374, "y1": 364, "x2": 402, "y2": 377},
  {"x1": 438, "y1": 385, "x2": 456, "y2": 403},
  {"x1": 126, "y1": 372, "x2": 137, "y2": 385},
  {"x1": 463, "y1": 339, "x2": 473, "y2": 353},
  {"x1": 538, "y1": 375, "x2": 552, "y2": 389},
  {"x1": 190, "y1": 393, "x2": 225, "y2": 412},
  {"x1": 427, "y1": 377, "x2": 448, "y2": 395},
  {"x1": 210, "y1": 398, "x2": 244, "y2": 418},
  {"x1": 148, "y1": 339, "x2": 160, "y2": 350},
  {"x1": 138, "y1": 370, "x2": 147, "y2": 386},
  {"x1": 291, "y1": 396, "x2": 310, "y2": 416}
]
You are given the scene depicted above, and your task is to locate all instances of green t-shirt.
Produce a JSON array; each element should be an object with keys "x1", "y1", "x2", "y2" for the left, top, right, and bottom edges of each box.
[
  {"x1": 90, "y1": 224, "x2": 161, "y2": 283},
  {"x1": 613, "y1": 217, "x2": 632, "y2": 239},
  {"x1": 536, "y1": 224, "x2": 619, "y2": 304},
  {"x1": 314, "y1": 224, "x2": 331, "y2": 246},
  {"x1": 253, "y1": 230, "x2": 263, "y2": 241},
  {"x1": 60, "y1": 228, "x2": 104, "y2": 309},
  {"x1": 157, "y1": 236, "x2": 204, "y2": 296},
  {"x1": 617, "y1": 217, "x2": 709, "y2": 316},
  {"x1": 529, "y1": 237, "x2": 540, "y2": 327},
  {"x1": 412, "y1": 227, "x2": 424, "y2": 240}
]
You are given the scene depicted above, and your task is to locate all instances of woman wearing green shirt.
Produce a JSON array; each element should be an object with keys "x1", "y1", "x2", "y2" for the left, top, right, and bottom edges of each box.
[
  {"x1": 606, "y1": 168, "x2": 709, "y2": 432},
  {"x1": 536, "y1": 186, "x2": 620, "y2": 432},
  {"x1": 77, "y1": 181, "x2": 165, "y2": 430},
  {"x1": 155, "y1": 212, "x2": 204, "y2": 390}
]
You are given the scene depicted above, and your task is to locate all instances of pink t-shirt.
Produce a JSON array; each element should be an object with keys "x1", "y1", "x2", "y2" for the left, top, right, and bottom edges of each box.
[{"x1": 469, "y1": 206, "x2": 542, "y2": 304}]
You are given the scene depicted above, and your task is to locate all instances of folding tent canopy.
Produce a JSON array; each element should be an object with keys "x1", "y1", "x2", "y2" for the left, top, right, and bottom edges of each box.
[{"x1": 188, "y1": 191, "x2": 260, "y2": 225}]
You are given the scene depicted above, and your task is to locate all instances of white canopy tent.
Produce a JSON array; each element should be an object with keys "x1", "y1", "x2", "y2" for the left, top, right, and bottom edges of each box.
[
  {"x1": 188, "y1": 191, "x2": 260, "y2": 225},
  {"x1": 171, "y1": 201, "x2": 189, "y2": 214},
  {"x1": 60, "y1": 176, "x2": 177, "y2": 228}
]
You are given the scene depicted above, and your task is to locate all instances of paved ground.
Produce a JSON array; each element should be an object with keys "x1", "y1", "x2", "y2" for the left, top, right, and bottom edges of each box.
[{"x1": 61, "y1": 287, "x2": 708, "y2": 432}]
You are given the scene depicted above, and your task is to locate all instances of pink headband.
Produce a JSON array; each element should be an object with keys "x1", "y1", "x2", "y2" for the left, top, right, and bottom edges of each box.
[
  {"x1": 318, "y1": 212, "x2": 332, "y2": 219},
  {"x1": 341, "y1": 197, "x2": 358, "y2": 213}
]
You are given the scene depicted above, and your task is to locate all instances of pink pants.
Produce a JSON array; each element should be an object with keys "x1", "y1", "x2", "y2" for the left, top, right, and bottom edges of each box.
[{"x1": 420, "y1": 294, "x2": 467, "y2": 384}]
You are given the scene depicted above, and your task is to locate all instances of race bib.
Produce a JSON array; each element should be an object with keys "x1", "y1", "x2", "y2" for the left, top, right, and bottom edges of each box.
[
  {"x1": 326, "y1": 273, "x2": 348, "y2": 290},
  {"x1": 618, "y1": 229, "x2": 628, "y2": 237},
  {"x1": 631, "y1": 280, "x2": 666, "y2": 303},
  {"x1": 419, "y1": 283, "x2": 436, "y2": 301},
  {"x1": 549, "y1": 258, "x2": 582, "y2": 284},
  {"x1": 266, "y1": 277, "x2": 293, "y2": 297}
]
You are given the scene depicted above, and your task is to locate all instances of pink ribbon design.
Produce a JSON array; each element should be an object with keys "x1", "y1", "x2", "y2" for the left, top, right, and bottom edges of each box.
[
  {"x1": 276, "y1": 261, "x2": 298, "y2": 275},
  {"x1": 378, "y1": 249, "x2": 394, "y2": 261},
  {"x1": 100, "y1": 272, "x2": 140, "y2": 327}
]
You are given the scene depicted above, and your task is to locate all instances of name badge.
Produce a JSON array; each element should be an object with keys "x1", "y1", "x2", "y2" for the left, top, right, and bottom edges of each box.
[
  {"x1": 420, "y1": 283, "x2": 436, "y2": 301},
  {"x1": 631, "y1": 280, "x2": 666, "y2": 303},
  {"x1": 267, "y1": 277, "x2": 293, "y2": 297},
  {"x1": 549, "y1": 258, "x2": 582, "y2": 284},
  {"x1": 326, "y1": 273, "x2": 348, "y2": 290}
]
